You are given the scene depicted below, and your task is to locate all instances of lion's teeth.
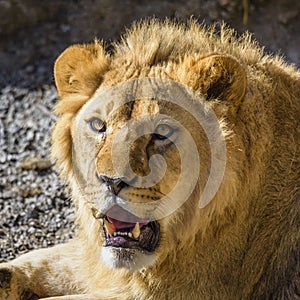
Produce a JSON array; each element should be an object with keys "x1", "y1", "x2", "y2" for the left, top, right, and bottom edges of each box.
[
  {"x1": 105, "y1": 220, "x2": 139, "y2": 238},
  {"x1": 132, "y1": 222, "x2": 140, "y2": 239},
  {"x1": 104, "y1": 219, "x2": 116, "y2": 236},
  {"x1": 112, "y1": 231, "x2": 130, "y2": 236}
]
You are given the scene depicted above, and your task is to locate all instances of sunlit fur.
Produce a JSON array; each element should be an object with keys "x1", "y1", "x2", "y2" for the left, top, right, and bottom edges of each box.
[{"x1": 0, "y1": 19, "x2": 299, "y2": 299}]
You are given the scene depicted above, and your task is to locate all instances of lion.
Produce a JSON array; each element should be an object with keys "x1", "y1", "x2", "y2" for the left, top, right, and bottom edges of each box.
[{"x1": 0, "y1": 19, "x2": 299, "y2": 300}]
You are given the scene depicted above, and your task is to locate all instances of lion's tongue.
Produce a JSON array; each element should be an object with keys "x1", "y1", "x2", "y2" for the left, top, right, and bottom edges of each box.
[
  {"x1": 106, "y1": 205, "x2": 149, "y2": 230},
  {"x1": 107, "y1": 217, "x2": 136, "y2": 229}
]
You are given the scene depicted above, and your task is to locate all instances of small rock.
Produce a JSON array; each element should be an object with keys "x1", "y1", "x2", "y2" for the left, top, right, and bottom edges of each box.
[
  {"x1": 278, "y1": 11, "x2": 298, "y2": 25},
  {"x1": 25, "y1": 65, "x2": 35, "y2": 74},
  {"x1": 219, "y1": 0, "x2": 229, "y2": 7},
  {"x1": 28, "y1": 227, "x2": 36, "y2": 235},
  {"x1": 17, "y1": 157, "x2": 53, "y2": 171}
]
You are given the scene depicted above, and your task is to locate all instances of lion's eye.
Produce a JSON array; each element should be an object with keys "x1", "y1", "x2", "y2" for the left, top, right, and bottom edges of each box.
[
  {"x1": 154, "y1": 124, "x2": 174, "y2": 140},
  {"x1": 88, "y1": 118, "x2": 106, "y2": 133}
]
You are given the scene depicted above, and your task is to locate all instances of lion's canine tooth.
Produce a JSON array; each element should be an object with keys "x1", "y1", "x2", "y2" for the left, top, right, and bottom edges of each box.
[
  {"x1": 132, "y1": 222, "x2": 140, "y2": 239},
  {"x1": 104, "y1": 219, "x2": 116, "y2": 236}
]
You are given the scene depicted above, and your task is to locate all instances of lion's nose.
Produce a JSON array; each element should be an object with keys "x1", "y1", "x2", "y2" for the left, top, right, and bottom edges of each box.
[{"x1": 98, "y1": 175, "x2": 127, "y2": 195}]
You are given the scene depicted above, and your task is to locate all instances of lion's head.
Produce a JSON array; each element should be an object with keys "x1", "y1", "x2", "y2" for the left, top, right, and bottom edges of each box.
[{"x1": 51, "y1": 19, "x2": 299, "y2": 280}]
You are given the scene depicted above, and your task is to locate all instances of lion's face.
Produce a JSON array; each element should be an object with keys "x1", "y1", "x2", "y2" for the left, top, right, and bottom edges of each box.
[
  {"x1": 71, "y1": 78, "x2": 215, "y2": 270},
  {"x1": 52, "y1": 35, "x2": 246, "y2": 271}
]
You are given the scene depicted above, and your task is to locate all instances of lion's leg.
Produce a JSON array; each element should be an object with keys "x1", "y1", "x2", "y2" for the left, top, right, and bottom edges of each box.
[
  {"x1": 41, "y1": 295, "x2": 114, "y2": 300},
  {"x1": 0, "y1": 240, "x2": 85, "y2": 299}
]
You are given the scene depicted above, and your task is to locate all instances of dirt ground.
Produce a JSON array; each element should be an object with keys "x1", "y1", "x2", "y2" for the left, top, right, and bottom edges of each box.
[{"x1": 0, "y1": 0, "x2": 299, "y2": 88}]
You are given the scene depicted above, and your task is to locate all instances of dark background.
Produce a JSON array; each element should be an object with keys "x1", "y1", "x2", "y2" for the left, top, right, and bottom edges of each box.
[{"x1": 0, "y1": 0, "x2": 299, "y2": 88}]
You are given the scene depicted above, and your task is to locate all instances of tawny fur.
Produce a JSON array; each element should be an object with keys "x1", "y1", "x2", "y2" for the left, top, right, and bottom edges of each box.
[{"x1": 0, "y1": 19, "x2": 299, "y2": 300}]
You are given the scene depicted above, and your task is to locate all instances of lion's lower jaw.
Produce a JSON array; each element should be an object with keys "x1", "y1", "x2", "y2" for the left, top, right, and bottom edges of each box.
[{"x1": 101, "y1": 246, "x2": 157, "y2": 271}]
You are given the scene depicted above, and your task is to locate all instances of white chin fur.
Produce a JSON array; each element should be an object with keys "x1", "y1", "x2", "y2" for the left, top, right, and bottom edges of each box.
[{"x1": 101, "y1": 246, "x2": 156, "y2": 271}]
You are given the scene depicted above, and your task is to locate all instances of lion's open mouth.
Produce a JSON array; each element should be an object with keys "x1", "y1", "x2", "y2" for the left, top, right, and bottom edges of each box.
[{"x1": 102, "y1": 206, "x2": 160, "y2": 252}]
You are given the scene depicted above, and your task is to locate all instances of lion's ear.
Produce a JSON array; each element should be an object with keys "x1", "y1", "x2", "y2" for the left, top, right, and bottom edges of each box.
[
  {"x1": 181, "y1": 53, "x2": 246, "y2": 106},
  {"x1": 54, "y1": 41, "x2": 110, "y2": 98}
]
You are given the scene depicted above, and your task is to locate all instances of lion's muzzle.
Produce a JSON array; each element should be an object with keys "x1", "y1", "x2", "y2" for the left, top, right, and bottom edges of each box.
[{"x1": 100, "y1": 205, "x2": 160, "y2": 252}]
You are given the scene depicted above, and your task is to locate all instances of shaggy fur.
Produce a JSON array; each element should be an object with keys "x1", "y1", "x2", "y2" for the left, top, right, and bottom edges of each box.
[{"x1": 0, "y1": 19, "x2": 299, "y2": 299}]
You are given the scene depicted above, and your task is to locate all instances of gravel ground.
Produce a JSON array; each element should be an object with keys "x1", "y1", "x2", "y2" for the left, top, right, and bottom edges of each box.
[{"x1": 0, "y1": 85, "x2": 75, "y2": 262}]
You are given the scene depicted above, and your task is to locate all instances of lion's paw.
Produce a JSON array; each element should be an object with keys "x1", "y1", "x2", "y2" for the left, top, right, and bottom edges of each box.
[
  {"x1": 0, "y1": 267, "x2": 12, "y2": 289},
  {"x1": 0, "y1": 264, "x2": 39, "y2": 300}
]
